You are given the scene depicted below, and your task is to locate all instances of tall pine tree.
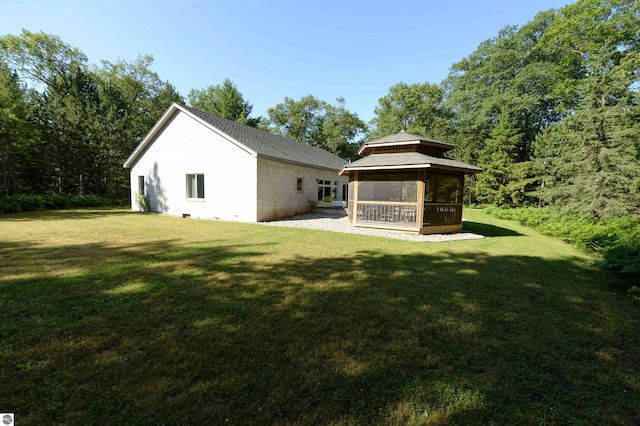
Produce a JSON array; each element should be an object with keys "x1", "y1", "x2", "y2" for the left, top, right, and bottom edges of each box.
[{"x1": 536, "y1": 0, "x2": 640, "y2": 219}]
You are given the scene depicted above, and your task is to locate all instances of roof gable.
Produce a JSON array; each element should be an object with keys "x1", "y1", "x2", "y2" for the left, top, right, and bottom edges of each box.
[{"x1": 124, "y1": 103, "x2": 347, "y2": 171}]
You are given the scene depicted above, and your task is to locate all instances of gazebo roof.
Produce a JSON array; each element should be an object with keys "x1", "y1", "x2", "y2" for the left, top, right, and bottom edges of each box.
[
  {"x1": 339, "y1": 152, "x2": 483, "y2": 175},
  {"x1": 358, "y1": 130, "x2": 455, "y2": 156}
]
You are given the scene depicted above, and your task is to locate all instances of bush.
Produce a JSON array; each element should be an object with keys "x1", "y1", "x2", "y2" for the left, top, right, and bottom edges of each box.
[
  {"x1": 135, "y1": 192, "x2": 151, "y2": 212},
  {"x1": 0, "y1": 194, "x2": 123, "y2": 214}
]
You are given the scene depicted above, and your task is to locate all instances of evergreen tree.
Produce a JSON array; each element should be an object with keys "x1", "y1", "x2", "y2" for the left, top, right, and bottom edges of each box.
[
  {"x1": 536, "y1": 0, "x2": 640, "y2": 219},
  {"x1": 188, "y1": 78, "x2": 259, "y2": 127},
  {"x1": 0, "y1": 62, "x2": 38, "y2": 195},
  {"x1": 1, "y1": 31, "x2": 182, "y2": 198}
]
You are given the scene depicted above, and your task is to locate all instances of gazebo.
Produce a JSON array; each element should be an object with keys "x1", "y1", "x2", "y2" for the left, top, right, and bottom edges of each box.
[{"x1": 339, "y1": 131, "x2": 482, "y2": 234}]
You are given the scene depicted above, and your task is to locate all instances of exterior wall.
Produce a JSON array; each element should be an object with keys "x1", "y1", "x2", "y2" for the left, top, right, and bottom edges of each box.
[
  {"x1": 129, "y1": 111, "x2": 258, "y2": 221},
  {"x1": 256, "y1": 158, "x2": 348, "y2": 221}
]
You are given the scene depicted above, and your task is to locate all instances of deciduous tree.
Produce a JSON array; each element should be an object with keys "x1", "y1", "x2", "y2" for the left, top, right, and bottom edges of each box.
[
  {"x1": 370, "y1": 82, "x2": 449, "y2": 140},
  {"x1": 264, "y1": 95, "x2": 366, "y2": 159}
]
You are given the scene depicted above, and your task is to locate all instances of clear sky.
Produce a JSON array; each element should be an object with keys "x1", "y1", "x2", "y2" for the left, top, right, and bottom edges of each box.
[{"x1": 2, "y1": 0, "x2": 574, "y2": 123}]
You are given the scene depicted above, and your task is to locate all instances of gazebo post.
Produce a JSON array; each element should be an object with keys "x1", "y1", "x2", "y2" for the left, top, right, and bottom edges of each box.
[
  {"x1": 352, "y1": 171, "x2": 359, "y2": 225},
  {"x1": 416, "y1": 169, "x2": 426, "y2": 233}
]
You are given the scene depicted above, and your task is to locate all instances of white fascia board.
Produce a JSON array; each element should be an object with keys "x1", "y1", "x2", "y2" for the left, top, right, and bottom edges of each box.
[
  {"x1": 342, "y1": 164, "x2": 426, "y2": 173},
  {"x1": 340, "y1": 163, "x2": 481, "y2": 174}
]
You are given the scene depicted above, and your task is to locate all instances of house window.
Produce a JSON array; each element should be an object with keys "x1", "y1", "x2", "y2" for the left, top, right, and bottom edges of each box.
[
  {"x1": 316, "y1": 179, "x2": 336, "y2": 206},
  {"x1": 296, "y1": 177, "x2": 304, "y2": 192},
  {"x1": 186, "y1": 174, "x2": 205, "y2": 199},
  {"x1": 138, "y1": 176, "x2": 145, "y2": 195}
]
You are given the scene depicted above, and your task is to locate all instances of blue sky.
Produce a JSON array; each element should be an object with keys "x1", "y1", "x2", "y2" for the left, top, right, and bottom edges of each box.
[{"x1": 2, "y1": 0, "x2": 573, "y2": 123}]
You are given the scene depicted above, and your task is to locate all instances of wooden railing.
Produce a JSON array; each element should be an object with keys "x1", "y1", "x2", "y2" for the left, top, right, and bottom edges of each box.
[
  {"x1": 423, "y1": 203, "x2": 462, "y2": 226},
  {"x1": 354, "y1": 202, "x2": 463, "y2": 228},
  {"x1": 356, "y1": 201, "x2": 417, "y2": 225}
]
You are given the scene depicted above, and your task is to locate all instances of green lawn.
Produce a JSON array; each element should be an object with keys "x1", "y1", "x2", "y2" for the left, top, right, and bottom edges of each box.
[{"x1": 1, "y1": 208, "x2": 638, "y2": 425}]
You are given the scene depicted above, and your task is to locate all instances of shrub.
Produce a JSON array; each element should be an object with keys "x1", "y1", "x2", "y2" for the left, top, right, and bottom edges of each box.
[
  {"x1": 135, "y1": 192, "x2": 151, "y2": 212},
  {"x1": 0, "y1": 194, "x2": 122, "y2": 214}
]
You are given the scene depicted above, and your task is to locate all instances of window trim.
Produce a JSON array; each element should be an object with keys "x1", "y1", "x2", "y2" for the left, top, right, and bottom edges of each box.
[
  {"x1": 138, "y1": 175, "x2": 145, "y2": 195},
  {"x1": 296, "y1": 177, "x2": 304, "y2": 192},
  {"x1": 186, "y1": 173, "x2": 205, "y2": 200}
]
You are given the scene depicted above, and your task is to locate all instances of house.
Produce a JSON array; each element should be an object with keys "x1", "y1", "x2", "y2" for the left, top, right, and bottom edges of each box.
[
  {"x1": 339, "y1": 130, "x2": 482, "y2": 234},
  {"x1": 123, "y1": 103, "x2": 348, "y2": 222}
]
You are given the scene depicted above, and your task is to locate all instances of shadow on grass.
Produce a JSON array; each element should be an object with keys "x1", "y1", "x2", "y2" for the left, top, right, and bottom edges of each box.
[
  {"x1": 1, "y1": 239, "x2": 638, "y2": 425},
  {"x1": 463, "y1": 220, "x2": 522, "y2": 237},
  {"x1": 0, "y1": 207, "x2": 134, "y2": 222}
]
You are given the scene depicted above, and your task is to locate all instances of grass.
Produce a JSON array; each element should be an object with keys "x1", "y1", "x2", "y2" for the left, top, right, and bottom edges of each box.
[{"x1": 1, "y1": 208, "x2": 639, "y2": 425}]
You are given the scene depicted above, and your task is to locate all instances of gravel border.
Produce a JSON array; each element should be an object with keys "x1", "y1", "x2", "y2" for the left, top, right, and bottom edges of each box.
[{"x1": 259, "y1": 212, "x2": 485, "y2": 242}]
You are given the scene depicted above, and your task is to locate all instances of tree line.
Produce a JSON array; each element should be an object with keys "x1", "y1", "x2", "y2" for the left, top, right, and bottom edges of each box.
[{"x1": 1, "y1": 0, "x2": 638, "y2": 221}]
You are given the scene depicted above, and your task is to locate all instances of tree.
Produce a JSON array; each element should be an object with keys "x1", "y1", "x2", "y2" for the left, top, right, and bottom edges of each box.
[
  {"x1": 369, "y1": 82, "x2": 449, "y2": 139},
  {"x1": 188, "y1": 78, "x2": 259, "y2": 127},
  {"x1": 443, "y1": 9, "x2": 576, "y2": 205},
  {"x1": 1, "y1": 30, "x2": 94, "y2": 194},
  {"x1": 265, "y1": 95, "x2": 326, "y2": 145},
  {"x1": 322, "y1": 98, "x2": 368, "y2": 159},
  {"x1": 535, "y1": 0, "x2": 640, "y2": 219},
  {"x1": 264, "y1": 95, "x2": 366, "y2": 159},
  {"x1": 1, "y1": 30, "x2": 183, "y2": 198},
  {"x1": 97, "y1": 55, "x2": 183, "y2": 196},
  {"x1": 0, "y1": 62, "x2": 38, "y2": 195},
  {"x1": 475, "y1": 112, "x2": 520, "y2": 205}
]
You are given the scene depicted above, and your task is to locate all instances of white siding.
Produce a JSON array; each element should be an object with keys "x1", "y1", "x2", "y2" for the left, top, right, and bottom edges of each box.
[
  {"x1": 130, "y1": 111, "x2": 257, "y2": 221},
  {"x1": 256, "y1": 158, "x2": 348, "y2": 221}
]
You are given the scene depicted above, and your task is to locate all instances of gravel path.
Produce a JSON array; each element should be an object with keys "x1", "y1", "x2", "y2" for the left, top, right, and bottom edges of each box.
[{"x1": 260, "y1": 212, "x2": 485, "y2": 242}]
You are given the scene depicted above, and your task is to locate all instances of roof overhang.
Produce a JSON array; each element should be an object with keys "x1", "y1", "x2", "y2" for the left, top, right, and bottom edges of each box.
[
  {"x1": 257, "y1": 154, "x2": 341, "y2": 172},
  {"x1": 339, "y1": 152, "x2": 482, "y2": 176},
  {"x1": 339, "y1": 163, "x2": 482, "y2": 175}
]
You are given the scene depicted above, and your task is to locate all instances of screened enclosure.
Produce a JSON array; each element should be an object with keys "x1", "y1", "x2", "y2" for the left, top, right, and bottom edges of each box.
[
  {"x1": 347, "y1": 170, "x2": 466, "y2": 233},
  {"x1": 354, "y1": 172, "x2": 419, "y2": 227}
]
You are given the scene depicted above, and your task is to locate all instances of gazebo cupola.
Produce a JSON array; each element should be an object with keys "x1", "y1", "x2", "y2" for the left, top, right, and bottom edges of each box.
[{"x1": 339, "y1": 130, "x2": 482, "y2": 234}]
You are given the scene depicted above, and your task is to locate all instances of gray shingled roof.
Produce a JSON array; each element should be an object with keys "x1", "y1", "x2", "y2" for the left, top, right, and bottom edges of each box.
[
  {"x1": 340, "y1": 152, "x2": 483, "y2": 174},
  {"x1": 363, "y1": 130, "x2": 455, "y2": 151},
  {"x1": 182, "y1": 105, "x2": 347, "y2": 171}
]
